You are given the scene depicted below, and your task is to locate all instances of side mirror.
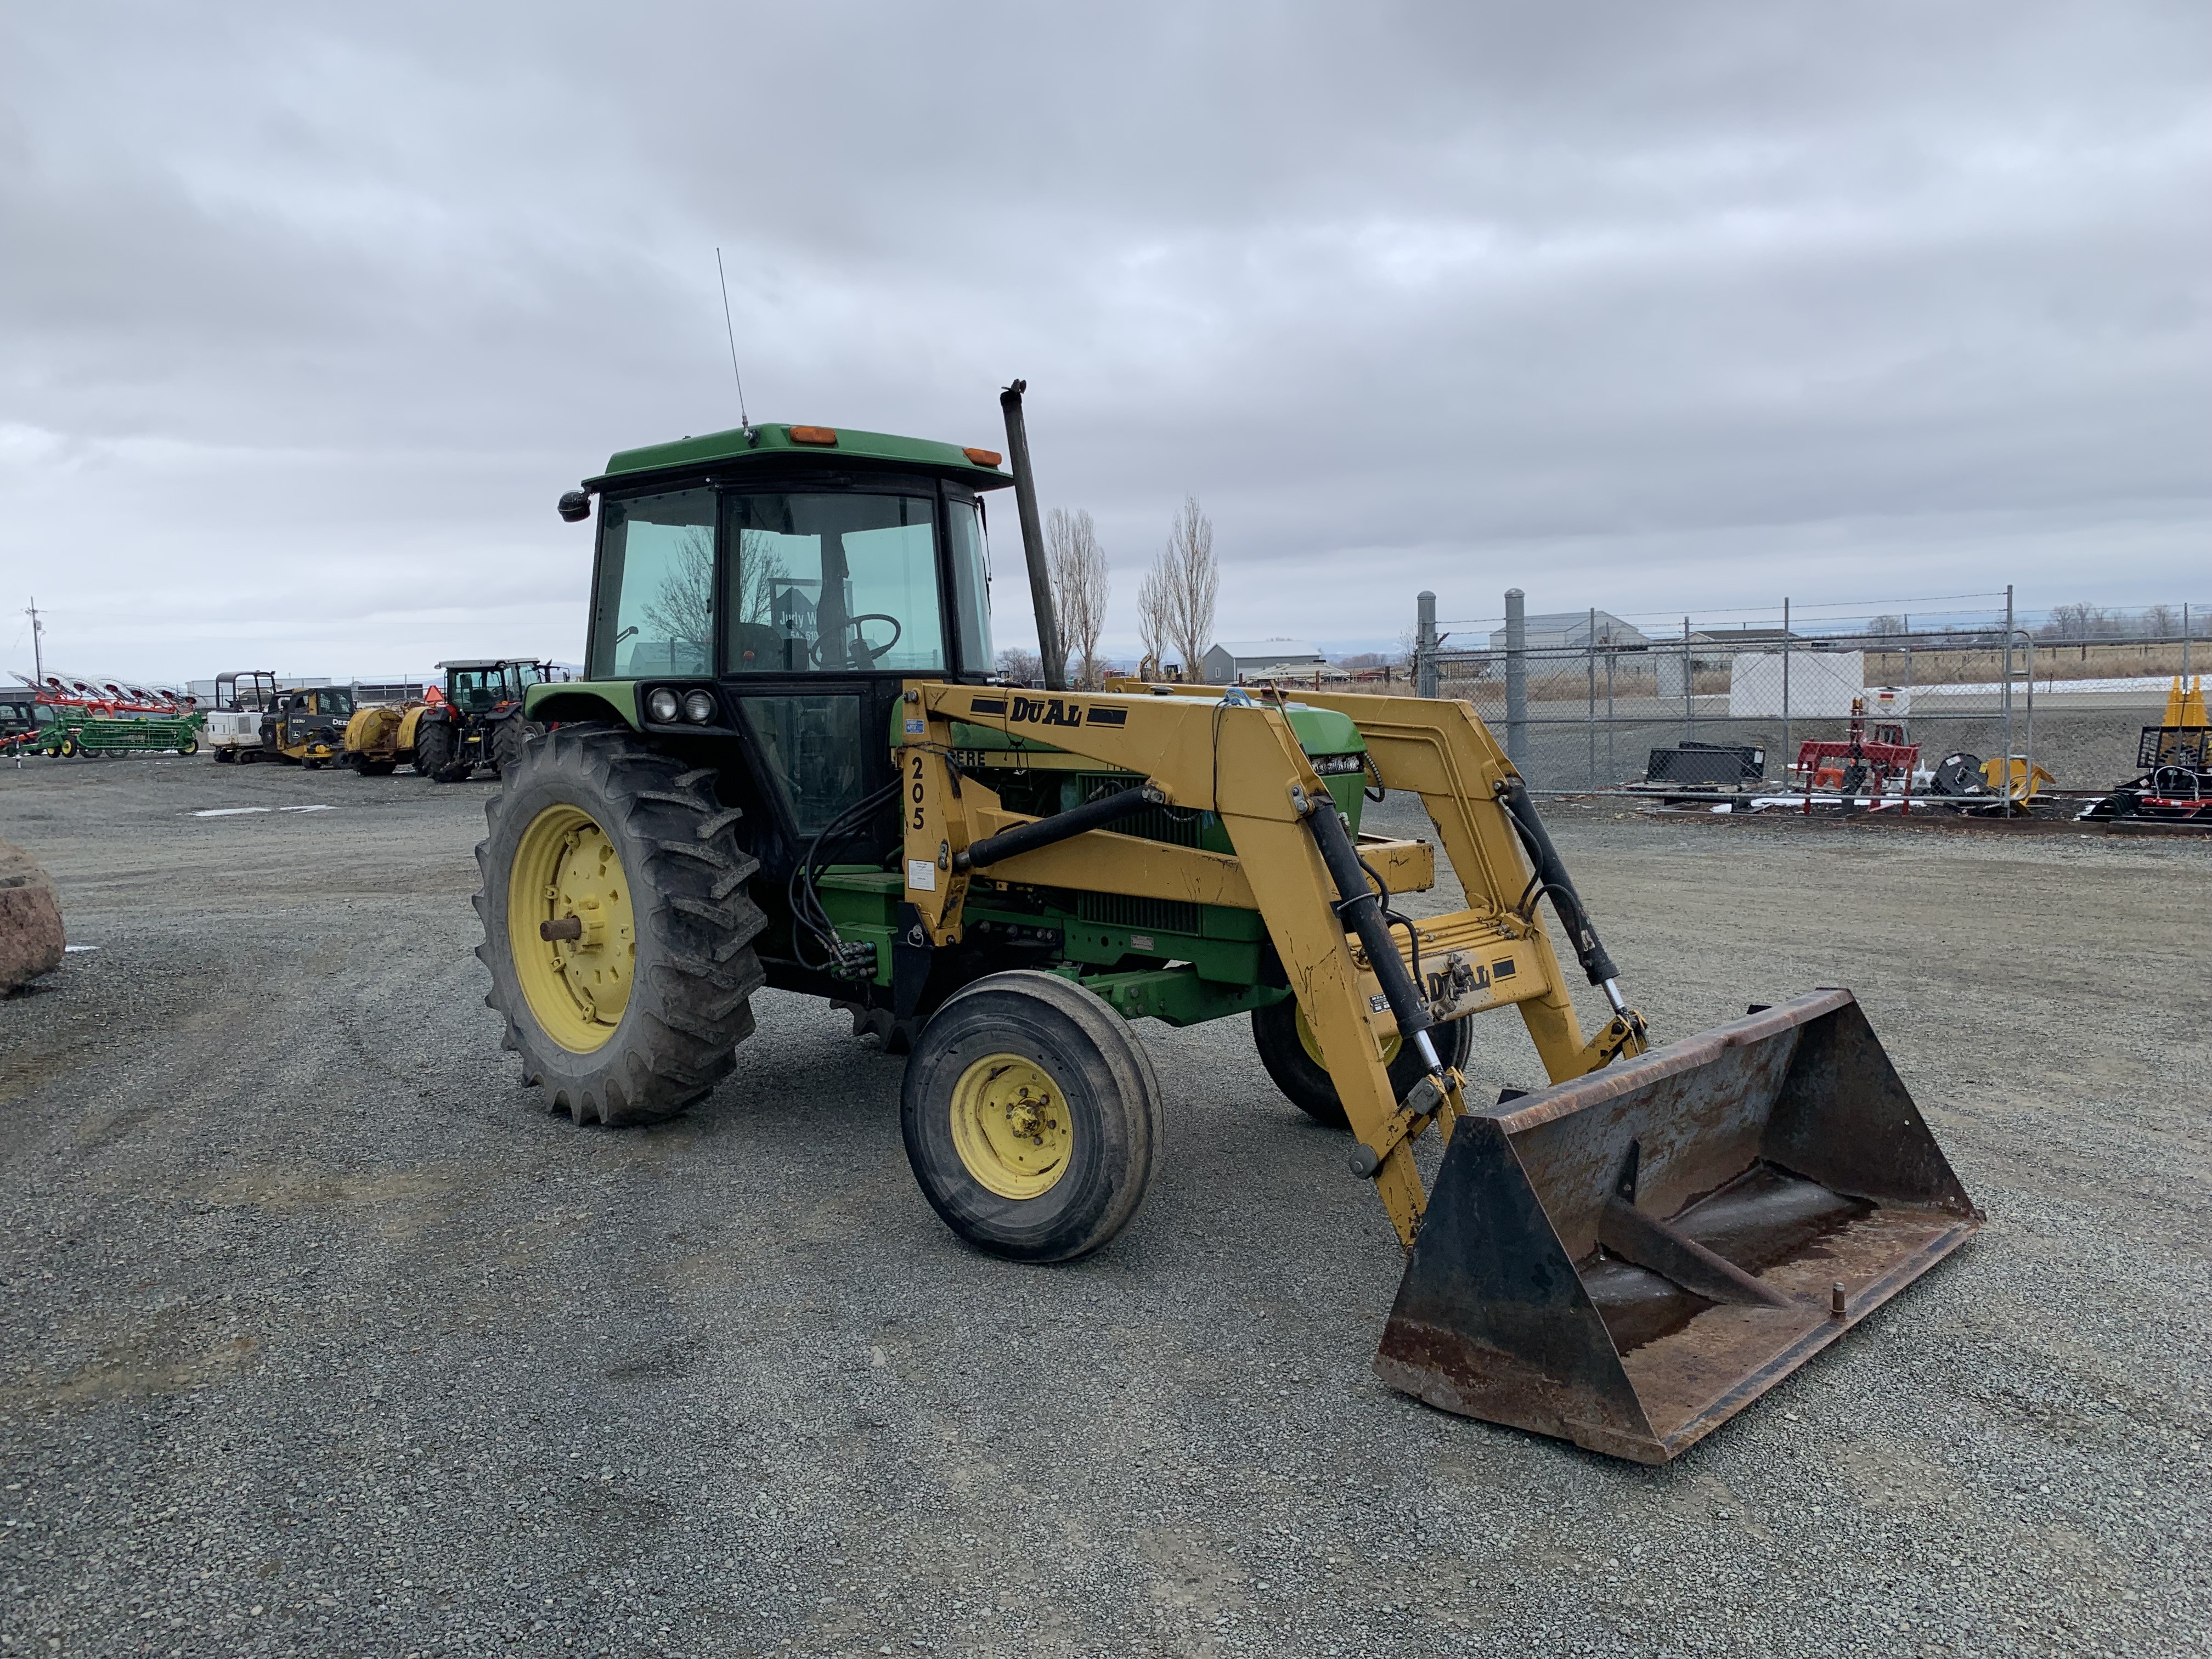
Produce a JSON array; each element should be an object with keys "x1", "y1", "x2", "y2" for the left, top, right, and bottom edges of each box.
[{"x1": 557, "y1": 489, "x2": 592, "y2": 523}]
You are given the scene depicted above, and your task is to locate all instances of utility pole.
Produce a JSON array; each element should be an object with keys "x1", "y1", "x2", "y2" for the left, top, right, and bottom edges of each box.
[{"x1": 24, "y1": 597, "x2": 44, "y2": 683}]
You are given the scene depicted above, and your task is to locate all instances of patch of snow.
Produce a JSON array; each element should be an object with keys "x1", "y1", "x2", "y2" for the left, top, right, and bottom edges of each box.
[{"x1": 189, "y1": 806, "x2": 271, "y2": 817}]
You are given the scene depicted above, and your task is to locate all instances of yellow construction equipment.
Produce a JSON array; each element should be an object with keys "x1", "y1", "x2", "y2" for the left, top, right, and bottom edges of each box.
[{"x1": 479, "y1": 396, "x2": 1980, "y2": 1464}]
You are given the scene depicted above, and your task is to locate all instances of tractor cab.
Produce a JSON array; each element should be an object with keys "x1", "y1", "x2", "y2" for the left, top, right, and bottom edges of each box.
[
  {"x1": 443, "y1": 661, "x2": 523, "y2": 716},
  {"x1": 213, "y1": 670, "x2": 280, "y2": 714},
  {"x1": 530, "y1": 421, "x2": 1013, "y2": 869}
]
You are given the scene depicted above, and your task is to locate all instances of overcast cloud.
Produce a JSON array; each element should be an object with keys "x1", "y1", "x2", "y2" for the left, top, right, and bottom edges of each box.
[{"x1": 3, "y1": 1, "x2": 2207, "y2": 681}]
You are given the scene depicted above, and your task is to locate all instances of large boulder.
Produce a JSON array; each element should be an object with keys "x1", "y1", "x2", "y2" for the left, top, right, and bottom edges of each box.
[{"x1": 0, "y1": 838, "x2": 65, "y2": 992}]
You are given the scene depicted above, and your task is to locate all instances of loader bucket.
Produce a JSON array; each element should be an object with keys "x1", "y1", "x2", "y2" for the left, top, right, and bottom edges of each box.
[{"x1": 1375, "y1": 989, "x2": 1979, "y2": 1463}]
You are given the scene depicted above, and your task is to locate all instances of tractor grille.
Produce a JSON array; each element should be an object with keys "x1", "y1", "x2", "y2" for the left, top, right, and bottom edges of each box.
[
  {"x1": 1077, "y1": 892, "x2": 1203, "y2": 937},
  {"x1": 1072, "y1": 775, "x2": 1207, "y2": 847}
]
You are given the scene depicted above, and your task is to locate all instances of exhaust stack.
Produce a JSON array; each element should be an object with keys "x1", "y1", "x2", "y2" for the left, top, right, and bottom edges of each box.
[{"x1": 998, "y1": 380, "x2": 1065, "y2": 691}]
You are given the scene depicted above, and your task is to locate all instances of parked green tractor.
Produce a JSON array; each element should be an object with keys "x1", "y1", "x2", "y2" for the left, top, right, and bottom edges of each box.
[
  {"x1": 416, "y1": 659, "x2": 569, "y2": 782},
  {"x1": 472, "y1": 396, "x2": 1978, "y2": 1465}
]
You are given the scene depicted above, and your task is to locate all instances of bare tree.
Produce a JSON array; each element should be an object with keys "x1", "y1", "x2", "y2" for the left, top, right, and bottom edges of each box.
[
  {"x1": 1046, "y1": 507, "x2": 1111, "y2": 689},
  {"x1": 642, "y1": 526, "x2": 715, "y2": 671},
  {"x1": 1867, "y1": 614, "x2": 1905, "y2": 641},
  {"x1": 995, "y1": 645, "x2": 1042, "y2": 686},
  {"x1": 2140, "y1": 603, "x2": 2179, "y2": 638},
  {"x1": 1157, "y1": 495, "x2": 1218, "y2": 681},
  {"x1": 1136, "y1": 559, "x2": 1172, "y2": 678},
  {"x1": 2041, "y1": 601, "x2": 2117, "y2": 641},
  {"x1": 730, "y1": 531, "x2": 790, "y2": 627}
]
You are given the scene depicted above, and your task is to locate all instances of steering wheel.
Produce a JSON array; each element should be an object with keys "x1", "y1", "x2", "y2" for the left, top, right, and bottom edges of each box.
[{"x1": 810, "y1": 613, "x2": 904, "y2": 669}]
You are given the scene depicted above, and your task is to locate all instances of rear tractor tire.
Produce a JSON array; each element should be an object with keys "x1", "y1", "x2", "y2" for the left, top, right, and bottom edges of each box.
[
  {"x1": 414, "y1": 717, "x2": 455, "y2": 778},
  {"x1": 489, "y1": 715, "x2": 537, "y2": 778},
  {"x1": 900, "y1": 970, "x2": 1164, "y2": 1262},
  {"x1": 1251, "y1": 995, "x2": 1473, "y2": 1132},
  {"x1": 475, "y1": 725, "x2": 766, "y2": 1127}
]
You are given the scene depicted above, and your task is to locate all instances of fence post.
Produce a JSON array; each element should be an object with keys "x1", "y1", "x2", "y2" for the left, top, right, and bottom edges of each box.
[
  {"x1": 1606, "y1": 641, "x2": 1615, "y2": 782},
  {"x1": 1781, "y1": 598, "x2": 1792, "y2": 784},
  {"x1": 2185, "y1": 603, "x2": 2192, "y2": 680},
  {"x1": 1682, "y1": 616, "x2": 1694, "y2": 741},
  {"x1": 1587, "y1": 607, "x2": 1597, "y2": 789},
  {"x1": 1504, "y1": 588, "x2": 1527, "y2": 770},
  {"x1": 2003, "y1": 584, "x2": 2016, "y2": 811},
  {"x1": 1417, "y1": 591, "x2": 1438, "y2": 699}
]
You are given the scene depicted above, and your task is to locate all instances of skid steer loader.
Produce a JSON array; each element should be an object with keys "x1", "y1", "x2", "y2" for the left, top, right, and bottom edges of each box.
[{"x1": 476, "y1": 392, "x2": 1979, "y2": 1463}]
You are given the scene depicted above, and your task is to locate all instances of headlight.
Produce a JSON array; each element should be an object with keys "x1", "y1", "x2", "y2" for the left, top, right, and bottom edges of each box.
[
  {"x1": 681, "y1": 690, "x2": 716, "y2": 724},
  {"x1": 646, "y1": 687, "x2": 681, "y2": 723}
]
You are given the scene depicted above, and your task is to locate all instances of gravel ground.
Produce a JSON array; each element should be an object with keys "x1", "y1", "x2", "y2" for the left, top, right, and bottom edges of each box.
[{"x1": 2, "y1": 753, "x2": 2207, "y2": 1659}]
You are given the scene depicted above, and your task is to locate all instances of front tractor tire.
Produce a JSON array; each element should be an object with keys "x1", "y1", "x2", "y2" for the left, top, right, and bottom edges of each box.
[
  {"x1": 900, "y1": 971, "x2": 1164, "y2": 1262},
  {"x1": 1251, "y1": 995, "x2": 1473, "y2": 1131},
  {"x1": 475, "y1": 725, "x2": 766, "y2": 1126}
]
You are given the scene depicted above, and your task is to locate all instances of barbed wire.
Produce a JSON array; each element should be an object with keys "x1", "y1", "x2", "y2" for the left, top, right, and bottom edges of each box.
[{"x1": 1433, "y1": 595, "x2": 2211, "y2": 637}]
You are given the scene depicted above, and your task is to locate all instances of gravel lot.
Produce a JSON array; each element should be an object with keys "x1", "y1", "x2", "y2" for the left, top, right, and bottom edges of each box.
[{"x1": 3, "y1": 753, "x2": 2207, "y2": 1658}]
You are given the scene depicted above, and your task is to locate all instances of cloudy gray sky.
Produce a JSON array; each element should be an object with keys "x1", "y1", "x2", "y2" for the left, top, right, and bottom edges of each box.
[{"x1": 4, "y1": 1, "x2": 2207, "y2": 682}]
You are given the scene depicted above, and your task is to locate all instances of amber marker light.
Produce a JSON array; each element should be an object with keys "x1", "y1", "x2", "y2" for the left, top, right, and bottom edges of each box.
[
  {"x1": 963, "y1": 447, "x2": 1003, "y2": 467},
  {"x1": 788, "y1": 426, "x2": 839, "y2": 445}
]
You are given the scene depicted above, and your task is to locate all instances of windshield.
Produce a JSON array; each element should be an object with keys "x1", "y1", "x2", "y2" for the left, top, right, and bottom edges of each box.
[
  {"x1": 448, "y1": 670, "x2": 504, "y2": 713},
  {"x1": 723, "y1": 492, "x2": 944, "y2": 675},
  {"x1": 314, "y1": 689, "x2": 354, "y2": 716}
]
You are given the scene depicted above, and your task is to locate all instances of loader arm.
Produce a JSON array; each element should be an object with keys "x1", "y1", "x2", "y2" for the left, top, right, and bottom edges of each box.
[{"x1": 899, "y1": 681, "x2": 1631, "y2": 1246}]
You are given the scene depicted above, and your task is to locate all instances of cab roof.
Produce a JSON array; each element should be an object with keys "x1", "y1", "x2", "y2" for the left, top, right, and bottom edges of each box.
[{"x1": 589, "y1": 422, "x2": 1015, "y2": 492}]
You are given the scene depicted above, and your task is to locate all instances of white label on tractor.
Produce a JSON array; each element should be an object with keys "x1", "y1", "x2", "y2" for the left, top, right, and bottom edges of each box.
[
  {"x1": 907, "y1": 860, "x2": 937, "y2": 892},
  {"x1": 1370, "y1": 994, "x2": 1391, "y2": 1013},
  {"x1": 904, "y1": 718, "x2": 926, "y2": 736}
]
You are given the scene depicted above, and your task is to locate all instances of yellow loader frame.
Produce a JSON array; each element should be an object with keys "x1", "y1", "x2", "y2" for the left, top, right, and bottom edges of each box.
[
  {"x1": 898, "y1": 676, "x2": 1979, "y2": 1463},
  {"x1": 898, "y1": 678, "x2": 1641, "y2": 1247}
]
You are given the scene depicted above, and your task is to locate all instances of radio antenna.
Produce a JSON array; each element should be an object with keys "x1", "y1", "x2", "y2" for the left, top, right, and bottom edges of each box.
[{"x1": 715, "y1": 247, "x2": 751, "y2": 430}]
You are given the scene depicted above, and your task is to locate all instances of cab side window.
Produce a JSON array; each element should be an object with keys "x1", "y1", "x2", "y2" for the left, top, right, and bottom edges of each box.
[{"x1": 591, "y1": 489, "x2": 716, "y2": 678}]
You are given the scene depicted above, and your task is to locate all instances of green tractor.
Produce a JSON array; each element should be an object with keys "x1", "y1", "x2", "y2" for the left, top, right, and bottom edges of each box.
[
  {"x1": 484, "y1": 404, "x2": 1454, "y2": 1166},
  {"x1": 478, "y1": 397, "x2": 1979, "y2": 1463},
  {"x1": 416, "y1": 659, "x2": 569, "y2": 782}
]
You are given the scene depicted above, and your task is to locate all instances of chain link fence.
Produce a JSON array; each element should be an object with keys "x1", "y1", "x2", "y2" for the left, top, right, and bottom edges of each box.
[{"x1": 1405, "y1": 597, "x2": 2207, "y2": 796}]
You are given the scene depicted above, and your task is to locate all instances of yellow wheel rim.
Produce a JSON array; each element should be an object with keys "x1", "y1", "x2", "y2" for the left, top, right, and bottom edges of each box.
[
  {"x1": 507, "y1": 804, "x2": 636, "y2": 1053},
  {"x1": 1294, "y1": 1002, "x2": 1399, "y2": 1069},
  {"x1": 949, "y1": 1053, "x2": 1074, "y2": 1200}
]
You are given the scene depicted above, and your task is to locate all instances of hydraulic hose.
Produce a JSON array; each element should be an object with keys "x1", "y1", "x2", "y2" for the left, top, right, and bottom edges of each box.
[
  {"x1": 1494, "y1": 776, "x2": 1628, "y2": 1013},
  {"x1": 1300, "y1": 787, "x2": 1443, "y2": 1074},
  {"x1": 954, "y1": 782, "x2": 1165, "y2": 872}
]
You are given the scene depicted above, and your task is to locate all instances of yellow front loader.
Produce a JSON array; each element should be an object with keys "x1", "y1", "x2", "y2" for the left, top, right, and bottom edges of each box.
[
  {"x1": 487, "y1": 405, "x2": 1978, "y2": 1465},
  {"x1": 891, "y1": 679, "x2": 1979, "y2": 1463}
]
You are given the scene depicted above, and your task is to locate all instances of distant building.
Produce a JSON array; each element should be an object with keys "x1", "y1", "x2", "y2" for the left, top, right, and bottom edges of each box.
[
  {"x1": 1200, "y1": 639, "x2": 1325, "y2": 684},
  {"x1": 353, "y1": 676, "x2": 434, "y2": 706},
  {"x1": 1485, "y1": 611, "x2": 1651, "y2": 651}
]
